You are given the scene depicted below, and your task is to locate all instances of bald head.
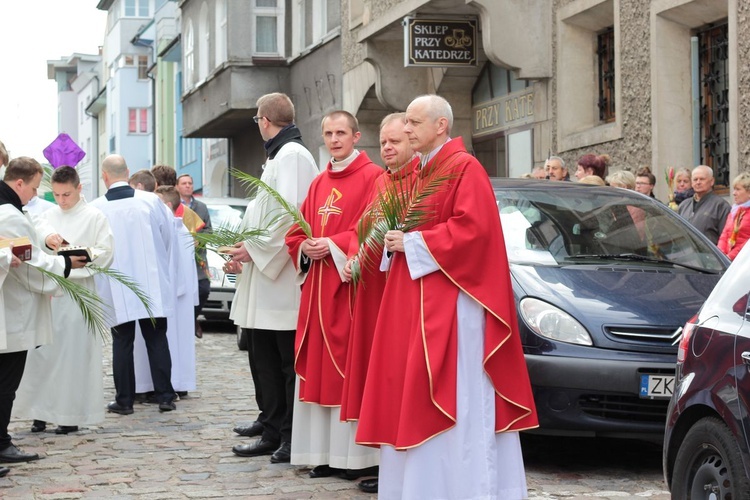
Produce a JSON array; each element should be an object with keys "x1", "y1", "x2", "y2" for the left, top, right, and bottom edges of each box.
[{"x1": 101, "y1": 154, "x2": 130, "y2": 188}]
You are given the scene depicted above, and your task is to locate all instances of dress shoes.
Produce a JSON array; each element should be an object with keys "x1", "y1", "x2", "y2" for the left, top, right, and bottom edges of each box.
[
  {"x1": 195, "y1": 319, "x2": 203, "y2": 339},
  {"x1": 341, "y1": 465, "x2": 379, "y2": 480},
  {"x1": 0, "y1": 444, "x2": 40, "y2": 463},
  {"x1": 232, "y1": 438, "x2": 279, "y2": 457},
  {"x1": 270, "y1": 442, "x2": 291, "y2": 463},
  {"x1": 309, "y1": 464, "x2": 343, "y2": 478},
  {"x1": 107, "y1": 401, "x2": 134, "y2": 415},
  {"x1": 0, "y1": 466, "x2": 8, "y2": 477},
  {"x1": 159, "y1": 401, "x2": 176, "y2": 412},
  {"x1": 233, "y1": 421, "x2": 264, "y2": 437},
  {"x1": 358, "y1": 478, "x2": 378, "y2": 494},
  {"x1": 30, "y1": 420, "x2": 47, "y2": 433},
  {"x1": 54, "y1": 426, "x2": 79, "y2": 435}
]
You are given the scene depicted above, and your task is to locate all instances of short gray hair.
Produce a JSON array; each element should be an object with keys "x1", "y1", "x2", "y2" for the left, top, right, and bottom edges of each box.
[
  {"x1": 409, "y1": 95, "x2": 453, "y2": 135},
  {"x1": 547, "y1": 156, "x2": 565, "y2": 168}
]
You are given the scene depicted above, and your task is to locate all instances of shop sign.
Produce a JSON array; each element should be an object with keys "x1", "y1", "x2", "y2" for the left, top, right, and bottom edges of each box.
[
  {"x1": 403, "y1": 17, "x2": 477, "y2": 67},
  {"x1": 472, "y1": 89, "x2": 536, "y2": 137}
]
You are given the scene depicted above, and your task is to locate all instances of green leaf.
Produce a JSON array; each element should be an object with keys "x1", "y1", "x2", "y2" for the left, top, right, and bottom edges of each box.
[
  {"x1": 88, "y1": 264, "x2": 156, "y2": 326},
  {"x1": 29, "y1": 264, "x2": 112, "y2": 340}
]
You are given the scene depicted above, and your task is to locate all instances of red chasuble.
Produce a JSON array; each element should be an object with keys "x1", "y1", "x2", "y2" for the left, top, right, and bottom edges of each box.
[
  {"x1": 356, "y1": 137, "x2": 538, "y2": 449},
  {"x1": 340, "y1": 159, "x2": 419, "y2": 422},
  {"x1": 286, "y1": 151, "x2": 383, "y2": 406}
]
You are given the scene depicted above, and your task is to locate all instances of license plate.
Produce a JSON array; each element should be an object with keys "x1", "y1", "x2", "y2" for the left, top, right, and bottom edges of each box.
[{"x1": 640, "y1": 374, "x2": 675, "y2": 399}]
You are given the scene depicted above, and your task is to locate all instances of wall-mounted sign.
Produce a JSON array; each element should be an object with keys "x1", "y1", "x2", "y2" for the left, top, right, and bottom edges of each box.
[
  {"x1": 403, "y1": 17, "x2": 477, "y2": 67},
  {"x1": 472, "y1": 88, "x2": 536, "y2": 137}
]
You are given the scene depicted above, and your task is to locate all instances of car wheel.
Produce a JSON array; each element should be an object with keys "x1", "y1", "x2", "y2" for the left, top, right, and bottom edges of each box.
[
  {"x1": 237, "y1": 325, "x2": 248, "y2": 351},
  {"x1": 671, "y1": 417, "x2": 750, "y2": 499}
]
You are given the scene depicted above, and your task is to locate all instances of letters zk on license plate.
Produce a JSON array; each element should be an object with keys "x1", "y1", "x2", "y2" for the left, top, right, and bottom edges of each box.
[{"x1": 639, "y1": 374, "x2": 674, "y2": 399}]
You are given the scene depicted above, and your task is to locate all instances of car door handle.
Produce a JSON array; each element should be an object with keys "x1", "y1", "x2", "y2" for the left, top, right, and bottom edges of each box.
[{"x1": 742, "y1": 352, "x2": 750, "y2": 366}]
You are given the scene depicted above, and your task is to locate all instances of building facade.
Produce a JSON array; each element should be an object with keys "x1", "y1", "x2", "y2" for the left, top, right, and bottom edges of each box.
[{"x1": 342, "y1": 0, "x2": 748, "y2": 200}]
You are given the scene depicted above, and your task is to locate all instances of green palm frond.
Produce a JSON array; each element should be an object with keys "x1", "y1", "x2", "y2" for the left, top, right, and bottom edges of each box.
[
  {"x1": 192, "y1": 223, "x2": 268, "y2": 258},
  {"x1": 30, "y1": 264, "x2": 111, "y2": 339},
  {"x1": 351, "y1": 160, "x2": 461, "y2": 285},
  {"x1": 88, "y1": 264, "x2": 155, "y2": 325},
  {"x1": 230, "y1": 168, "x2": 312, "y2": 238}
]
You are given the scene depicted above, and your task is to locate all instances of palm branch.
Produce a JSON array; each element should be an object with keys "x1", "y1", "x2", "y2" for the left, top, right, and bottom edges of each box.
[
  {"x1": 230, "y1": 168, "x2": 312, "y2": 238},
  {"x1": 30, "y1": 264, "x2": 112, "y2": 339},
  {"x1": 191, "y1": 223, "x2": 268, "y2": 260},
  {"x1": 351, "y1": 160, "x2": 460, "y2": 285},
  {"x1": 87, "y1": 264, "x2": 156, "y2": 325}
]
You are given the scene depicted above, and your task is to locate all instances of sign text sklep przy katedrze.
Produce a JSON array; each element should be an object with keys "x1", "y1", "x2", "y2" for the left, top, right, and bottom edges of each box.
[{"x1": 403, "y1": 18, "x2": 477, "y2": 67}]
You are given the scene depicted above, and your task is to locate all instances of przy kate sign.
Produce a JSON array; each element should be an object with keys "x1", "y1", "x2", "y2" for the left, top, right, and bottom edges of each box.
[{"x1": 403, "y1": 17, "x2": 478, "y2": 67}]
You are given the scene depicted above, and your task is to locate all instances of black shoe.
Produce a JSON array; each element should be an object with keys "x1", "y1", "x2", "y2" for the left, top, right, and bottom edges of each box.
[
  {"x1": 233, "y1": 421, "x2": 264, "y2": 437},
  {"x1": 0, "y1": 444, "x2": 40, "y2": 463},
  {"x1": 341, "y1": 465, "x2": 379, "y2": 480},
  {"x1": 30, "y1": 420, "x2": 46, "y2": 433},
  {"x1": 0, "y1": 466, "x2": 8, "y2": 477},
  {"x1": 232, "y1": 438, "x2": 279, "y2": 457},
  {"x1": 54, "y1": 426, "x2": 79, "y2": 435},
  {"x1": 135, "y1": 392, "x2": 158, "y2": 404},
  {"x1": 309, "y1": 464, "x2": 343, "y2": 478},
  {"x1": 359, "y1": 478, "x2": 378, "y2": 493},
  {"x1": 270, "y1": 442, "x2": 291, "y2": 463},
  {"x1": 107, "y1": 401, "x2": 134, "y2": 415},
  {"x1": 159, "y1": 401, "x2": 176, "y2": 412}
]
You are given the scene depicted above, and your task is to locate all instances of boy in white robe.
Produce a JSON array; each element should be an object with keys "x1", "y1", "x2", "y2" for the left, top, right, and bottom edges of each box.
[
  {"x1": 133, "y1": 186, "x2": 198, "y2": 395},
  {"x1": 14, "y1": 166, "x2": 114, "y2": 434}
]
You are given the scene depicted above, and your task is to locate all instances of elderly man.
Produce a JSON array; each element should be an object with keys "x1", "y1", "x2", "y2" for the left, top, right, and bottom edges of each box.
[
  {"x1": 545, "y1": 155, "x2": 569, "y2": 181},
  {"x1": 355, "y1": 95, "x2": 538, "y2": 499},
  {"x1": 91, "y1": 154, "x2": 177, "y2": 415},
  {"x1": 678, "y1": 165, "x2": 730, "y2": 244}
]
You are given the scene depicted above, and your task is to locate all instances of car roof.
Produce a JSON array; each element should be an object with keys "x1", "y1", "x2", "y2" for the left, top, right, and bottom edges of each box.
[{"x1": 490, "y1": 178, "x2": 652, "y2": 200}]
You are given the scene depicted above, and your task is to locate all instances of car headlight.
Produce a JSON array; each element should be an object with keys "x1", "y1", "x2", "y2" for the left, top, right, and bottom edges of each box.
[{"x1": 519, "y1": 297, "x2": 593, "y2": 346}]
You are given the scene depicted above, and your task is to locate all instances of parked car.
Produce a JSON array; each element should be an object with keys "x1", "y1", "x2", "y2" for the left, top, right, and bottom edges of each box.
[
  {"x1": 663, "y1": 243, "x2": 750, "y2": 498},
  {"x1": 493, "y1": 179, "x2": 728, "y2": 439},
  {"x1": 198, "y1": 197, "x2": 248, "y2": 325}
]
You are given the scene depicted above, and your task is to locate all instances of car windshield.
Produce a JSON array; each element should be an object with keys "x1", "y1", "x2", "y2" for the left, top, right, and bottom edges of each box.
[
  {"x1": 206, "y1": 204, "x2": 245, "y2": 232},
  {"x1": 496, "y1": 187, "x2": 725, "y2": 273}
]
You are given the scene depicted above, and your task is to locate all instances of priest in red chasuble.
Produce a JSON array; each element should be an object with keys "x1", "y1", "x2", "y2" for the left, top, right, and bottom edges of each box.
[
  {"x1": 285, "y1": 111, "x2": 383, "y2": 478},
  {"x1": 355, "y1": 95, "x2": 538, "y2": 500}
]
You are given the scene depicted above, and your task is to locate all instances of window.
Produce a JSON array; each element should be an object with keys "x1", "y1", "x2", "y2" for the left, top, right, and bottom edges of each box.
[
  {"x1": 124, "y1": 55, "x2": 134, "y2": 66},
  {"x1": 125, "y1": 0, "x2": 149, "y2": 17},
  {"x1": 597, "y1": 27, "x2": 615, "y2": 123},
  {"x1": 254, "y1": 0, "x2": 284, "y2": 55},
  {"x1": 138, "y1": 55, "x2": 149, "y2": 80},
  {"x1": 199, "y1": 3, "x2": 210, "y2": 80},
  {"x1": 216, "y1": 0, "x2": 227, "y2": 64},
  {"x1": 697, "y1": 23, "x2": 729, "y2": 187},
  {"x1": 557, "y1": 0, "x2": 620, "y2": 151},
  {"x1": 184, "y1": 22, "x2": 195, "y2": 89},
  {"x1": 295, "y1": 0, "x2": 338, "y2": 54},
  {"x1": 128, "y1": 108, "x2": 149, "y2": 134}
]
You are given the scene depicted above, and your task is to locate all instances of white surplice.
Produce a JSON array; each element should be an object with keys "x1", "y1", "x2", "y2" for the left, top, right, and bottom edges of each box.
[
  {"x1": 134, "y1": 218, "x2": 198, "y2": 392},
  {"x1": 14, "y1": 198, "x2": 115, "y2": 425},
  {"x1": 90, "y1": 188, "x2": 174, "y2": 324},
  {"x1": 0, "y1": 204, "x2": 65, "y2": 354},
  {"x1": 375, "y1": 234, "x2": 528, "y2": 500},
  {"x1": 0, "y1": 249, "x2": 11, "y2": 351}
]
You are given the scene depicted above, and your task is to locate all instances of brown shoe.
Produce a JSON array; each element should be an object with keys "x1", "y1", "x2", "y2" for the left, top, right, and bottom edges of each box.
[{"x1": 195, "y1": 319, "x2": 203, "y2": 339}]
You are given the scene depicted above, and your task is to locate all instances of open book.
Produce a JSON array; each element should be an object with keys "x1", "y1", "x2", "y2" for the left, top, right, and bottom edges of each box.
[{"x1": 57, "y1": 246, "x2": 93, "y2": 263}]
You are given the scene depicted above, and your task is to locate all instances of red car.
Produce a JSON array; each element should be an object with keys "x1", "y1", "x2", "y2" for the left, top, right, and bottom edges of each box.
[{"x1": 663, "y1": 242, "x2": 750, "y2": 497}]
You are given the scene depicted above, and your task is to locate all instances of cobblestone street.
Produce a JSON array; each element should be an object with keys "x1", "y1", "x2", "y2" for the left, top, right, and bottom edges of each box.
[{"x1": 0, "y1": 327, "x2": 670, "y2": 499}]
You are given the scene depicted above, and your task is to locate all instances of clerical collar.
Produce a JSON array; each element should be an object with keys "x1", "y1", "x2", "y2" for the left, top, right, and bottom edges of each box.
[
  {"x1": 419, "y1": 138, "x2": 451, "y2": 169},
  {"x1": 330, "y1": 150, "x2": 359, "y2": 172},
  {"x1": 110, "y1": 181, "x2": 129, "y2": 189}
]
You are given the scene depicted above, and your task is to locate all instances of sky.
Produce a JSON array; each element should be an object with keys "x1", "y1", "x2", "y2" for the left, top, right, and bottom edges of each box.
[{"x1": 0, "y1": 2, "x2": 108, "y2": 162}]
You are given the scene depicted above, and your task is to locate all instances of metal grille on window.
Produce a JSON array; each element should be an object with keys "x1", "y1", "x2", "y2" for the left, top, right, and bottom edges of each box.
[
  {"x1": 597, "y1": 27, "x2": 615, "y2": 123},
  {"x1": 698, "y1": 23, "x2": 729, "y2": 188}
]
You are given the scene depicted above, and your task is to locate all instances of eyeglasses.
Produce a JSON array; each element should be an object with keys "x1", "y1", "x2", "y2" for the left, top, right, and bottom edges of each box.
[{"x1": 252, "y1": 116, "x2": 264, "y2": 124}]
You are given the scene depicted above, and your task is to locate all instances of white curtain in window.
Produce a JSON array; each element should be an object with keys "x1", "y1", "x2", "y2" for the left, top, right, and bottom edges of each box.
[{"x1": 256, "y1": 16, "x2": 277, "y2": 53}]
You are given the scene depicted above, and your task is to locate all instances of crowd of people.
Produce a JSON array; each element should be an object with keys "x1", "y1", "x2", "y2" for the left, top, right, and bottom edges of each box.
[
  {"x1": 528, "y1": 153, "x2": 749, "y2": 259},
  {"x1": 1, "y1": 90, "x2": 745, "y2": 497}
]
